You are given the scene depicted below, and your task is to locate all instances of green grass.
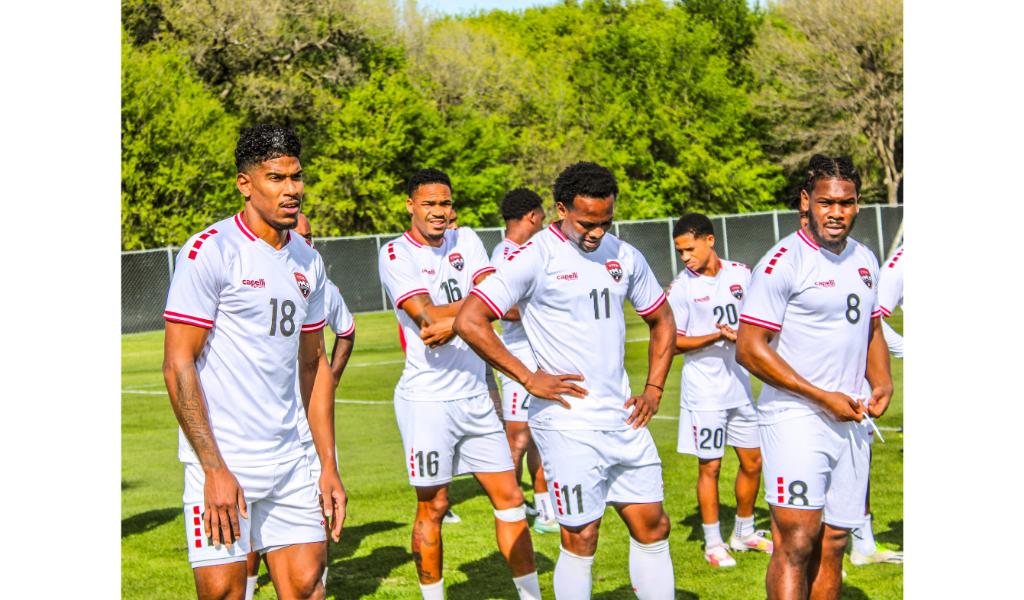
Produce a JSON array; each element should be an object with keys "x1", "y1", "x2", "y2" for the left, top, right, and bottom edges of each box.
[{"x1": 122, "y1": 309, "x2": 903, "y2": 599}]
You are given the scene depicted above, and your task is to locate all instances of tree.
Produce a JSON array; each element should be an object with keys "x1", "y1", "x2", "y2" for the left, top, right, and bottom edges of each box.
[{"x1": 749, "y1": 0, "x2": 902, "y2": 204}]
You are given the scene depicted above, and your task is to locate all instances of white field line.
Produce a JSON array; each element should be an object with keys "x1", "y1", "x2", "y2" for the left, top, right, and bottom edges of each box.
[{"x1": 120, "y1": 389, "x2": 901, "y2": 431}]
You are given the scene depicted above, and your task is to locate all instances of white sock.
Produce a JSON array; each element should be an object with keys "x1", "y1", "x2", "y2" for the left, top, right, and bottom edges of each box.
[
  {"x1": 734, "y1": 514, "x2": 755, "y2": 539},
  {"x1": 420, "y1": 578, "x2": 445, "y2": 600},
  {"x1": 702, "y1": 521, "x2": 723, "y2": 549},
  {"x1": 535, "y1": 492, "x2": 554, "y2": 521},
  {"x1": 553, "y1": 546, "x2": 594, "y2": 600},
  {"x1": 852, "y1": 514, "x2": 877, "y2": 556},
  {"x1": 512, "y1": 571, "x2": 542, "y2": 600},
  {"x1": 244, "y1": 575, "x2": 258, "y2": 600},
  {"x1": 628, "y1": 538, "x2": 675, "y2": 600},
  {"x1": 321, "y1": 566, "x2": 328, "y2": 588}
]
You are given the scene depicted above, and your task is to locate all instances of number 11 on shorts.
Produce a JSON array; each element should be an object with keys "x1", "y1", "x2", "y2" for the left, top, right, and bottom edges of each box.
[{"x1": 553, "y1": 481, "x2": 584, "y2": 516}]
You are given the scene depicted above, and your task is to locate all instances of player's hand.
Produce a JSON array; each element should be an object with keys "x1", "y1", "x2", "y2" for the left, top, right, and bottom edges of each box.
[
  {"x1": 716, "y1": 324, "x2": 738, "y2": 342},
  {"x1": 420, "y1": 317, "x2": 456, "y2": 348},
  {"x1": 202, "y1": 466, "x2": 247, "y2": 548},
  {"x1": 866, "y1": 383, "x2": 893, "y2": 418},
  {"x1": 524, "y1": 369, "x2": 587, "y2": 409},
  {"x1": 819, "y1": 391, "x2": 864, "y2": 422},
  {"x1": 624, "y1": 387, "x2": 661, "y2": 429},
  {"x1": 319, "y1": 469, "x2": 348, "y2": 542}
]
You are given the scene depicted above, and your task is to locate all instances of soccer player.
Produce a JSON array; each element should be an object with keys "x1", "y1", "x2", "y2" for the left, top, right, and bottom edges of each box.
[
  {"x1": 667, "y1": 213, "x2": 772, "y2": 568},
  {"x1": 489, "y1": 187, "x2": 558, "y2": 533},
  {"x1": 163, "y1": 125, "x2": 346, "y2": 600},
  {"x1": 243, "y1": 213, "x2": 356, "y2": 599},
  {"x1": 455, "y1": 162, "x2": 677, "y2": 599},
  {"x1": 736, "y1": 154, "x2": 893, "y2": 600},
  {"x1": 377, "y1": 168, "x2": 540, "y2": 600}
]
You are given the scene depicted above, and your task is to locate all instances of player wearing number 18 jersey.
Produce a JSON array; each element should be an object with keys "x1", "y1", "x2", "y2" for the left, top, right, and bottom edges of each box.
[
  {"x1": 378, "y1": 169, "x2": 539, "y2": 600},
  {"x1": 736, "y1": 155, "x2": 893, "y2": 600},
  {"x1": 457, "y1": 162, "x2": 677, "y2": 600}
]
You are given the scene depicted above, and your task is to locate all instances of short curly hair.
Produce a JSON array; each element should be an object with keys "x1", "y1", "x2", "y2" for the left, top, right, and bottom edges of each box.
[
  {"x1": 553, "y1": 162, "x2": 618, "y2": 208},
  {"x1": 234, "y1": 124, "x2": 302, "y2": 172},
  {"x1": 500, "y1": 188, "x2": 543, "y2": 221},
  {"x1": 407, "y1": 168, "x2": 453, "y2": 197},
  {"x1": 672, "y1": 213, "x2": 715, "y2": 239}
]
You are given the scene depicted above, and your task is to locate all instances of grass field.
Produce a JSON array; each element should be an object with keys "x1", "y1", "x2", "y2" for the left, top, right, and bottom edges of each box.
[{"x1": 122, "y1": 309, "x2": 903, "y2": 599}]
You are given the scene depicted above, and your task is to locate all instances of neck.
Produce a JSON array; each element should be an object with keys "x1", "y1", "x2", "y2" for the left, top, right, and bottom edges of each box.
[
  {"x1": 505, "y1": 222, "x2": 534, "y2": 246},
  {"x1": 242, "y1": 205, "x2": 289, "y2": 249},
  {"x1": 803, "y1": 224, "x2": 847, "y2": 254},
  {"x1": 409, "y1": 226, "x2": 444, "y2": 248},
  {"x1": 700, "y1": 253, "x2": 722, "y2": 277}
]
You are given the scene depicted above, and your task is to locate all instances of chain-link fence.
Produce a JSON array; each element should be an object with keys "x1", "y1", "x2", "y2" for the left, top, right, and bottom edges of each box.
[{"x1": 122, "y1": 205, "x2": 903, "y2": 333}]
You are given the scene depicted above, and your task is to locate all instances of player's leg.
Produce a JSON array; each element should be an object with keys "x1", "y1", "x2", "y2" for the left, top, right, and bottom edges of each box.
[
  {"x1": 805, "y1": 523, "x2": 849, "y2": 600},
  {"x1": 413, "y1": 484, "x2": 450, "y2": 592},
  {"x1": 505, "y1": 421, "x2": 532, "y2": 486},
  {"x1": 528, "y1": 440, "x2": 558, "y2": 532},
  {"x1": 263, "y1": 542, "x2": 326, "y2": 600},
  {"x1": 727, "y1": 404, "x2": 773, "y2": 554},
  {"x1": 766, "y1": 505, "x2": 824, "y2": 600},
  {"x1": 849, "y1": 445, "x2": 902, "y2": 565},
  {"x1": 556, "y1": 519, "x2": 603, "y2": 600},
  {"x1": 193, "y1": 562, "x2": 250, "y2": 600},
  {"x1": 682, "y1": 407, "x2": 734, "y2": 566},
  {"x1": 244, "y1": 552, "x2": 261, "y2": 600}
]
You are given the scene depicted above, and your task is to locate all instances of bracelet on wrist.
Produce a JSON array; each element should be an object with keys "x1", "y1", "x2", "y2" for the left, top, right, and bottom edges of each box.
[{"x1": 645, "y1": 382, "x2": 664, "y2": 392}]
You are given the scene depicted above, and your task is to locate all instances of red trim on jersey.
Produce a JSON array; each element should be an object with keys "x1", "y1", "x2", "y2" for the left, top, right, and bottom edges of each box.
[
  {"x1": 395, "y1": 288, "x2": 429, "y2": 308},
  {"x1": 636, "y1": 292, "x2": 667, "y2": 316},
  {"x1": 234, "y1": 213, "x2": 257, "y2": 241},
  {"x1": 403, "y1": 231, "x2": 424, "y2": 248},
  {"x1": 469, "y1": 288, "x2": 504, "y2": 319},
  {"x1": 187, "y1": 250, "x2": 198, "y2": 260},
  {"x1": 548, "y1": 224, "x2": 568, "y2": 242},
  {"x1": 163, "y1": 311, "x2": 214, "y2": 329},
  {"x1": 879, "y1": 306, "x2": 893, "y2": 318},
  {"x1": 472, "y1": 266, "x2": 496, "y2": 281},
  {"x1": 797, "y1": 229, "x2": 819, "y2": 251},
  {"x1": 337, "y1": 323, "x2": 356, "y2": 337},
  {"x1": 503, "y1": 238, "x2": 521, "y2": 248},
  {"x1": 676, "y1": 329, "x2": 686, "y2": 336},
  {"x1": 739, "y1": 314, "x2": 782, "y2": 332},
  {"x1": 871, "y1": 309, "x2": 883, "y2": 318},
  {"x1": 301, "y1": 319, "x2": 327, "y2": 332}
]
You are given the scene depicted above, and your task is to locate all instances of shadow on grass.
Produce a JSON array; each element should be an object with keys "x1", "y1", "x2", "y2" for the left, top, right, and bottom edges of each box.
[
  {"x1": 447, "y1": 550, "x2": 555, "y2": 600},
  {"x1": 593, "y1": 584, "x2": 699, "y2": 599},
  {"x1": 331, "y1": 520, "x2": 405, "y2": 562},
  {"x1": 875, "y1": 518, "x2": 903, "y2": 548},
  {"x1": 328, "y1": 545, "x2": 410, "y2": 598},
  {"x1": 122, "y1": 507, "x2": 179, "y2": 539},
  {"x1": 678, "y1": 503, "x2": 772, "y2": 543},
  {"x1": 121, "y1": 479, "x2": 136, "y2": 491},
  {"x1": 840, "y1": 584, "x2": 871, "y2": 599}
]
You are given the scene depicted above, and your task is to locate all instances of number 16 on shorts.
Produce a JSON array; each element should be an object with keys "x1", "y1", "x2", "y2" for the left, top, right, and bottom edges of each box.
[{"x1": 409, "y1": 448, "x2": 439, "y2": 479}]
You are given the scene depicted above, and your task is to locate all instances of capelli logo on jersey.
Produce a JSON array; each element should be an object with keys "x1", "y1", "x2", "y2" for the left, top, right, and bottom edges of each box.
[
  {"x1": 294, "y1": 272, "x2": 311, "y2": 299},
  {"x1": 815, "y1": 279, "x2": 836, "y2": 288},
  {"x1": 858, "y1": 268, "x2": 874, "y2": 289},
  {"x1": 730, "y1": 284, "x2": 744, "y2": 300},
  {"x1": 555, "y1": 272, "x2": 579, "y2": 281},
  {"x1": 606, "y1": 260, "x2": 623, "y2": 282},
  {"x1": 421, "y1": 267, "x2": 436, "y2": 276},
  {"x1": 694, "y1": 295, "x2": 711, "y2": 302},
  {"x1": 448, "y1": 252, "x2": 465, "y2": 271},
  {"x1": 241, "y1": 278, "x2": 266, "y2": 288}
]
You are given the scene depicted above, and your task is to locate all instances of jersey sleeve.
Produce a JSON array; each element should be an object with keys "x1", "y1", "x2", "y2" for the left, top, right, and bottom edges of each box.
[
  {"x1": 470, "y1": 242, "x2": 542, "y2": 319},
  {"x1": 163, "y1": 234, "x2": 225, "y2": 329},
  {"x1": 325, "y1": 284, "x2": 356, "y2": 337},
  {"x1": 877, "y1": 249, "x2": 903, "y2": 317},
  {"x1": 378, "y1": 242, "x2": 428, "y2": 309},
  {"x1": 628, "y1": 247, "x2": 667, "y2": 316},
  {"x1": 301, "y1": 255, "x2": 328, "y2": 332},
  {"x1": 463, "y1": 229, "x2": 496, "y2": 283},
  {"x1": 739, "y1": 251, "x2": 796, "y2": 332},
  {"x1": 666, "y1": 277, "x2": 690, "y2": 336}
]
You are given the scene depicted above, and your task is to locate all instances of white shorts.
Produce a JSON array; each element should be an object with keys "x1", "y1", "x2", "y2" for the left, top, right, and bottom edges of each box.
[
  {"x1": 182, "y1": 454, "x2": 326, "y2": 568},
  {"x1": 498, "y1": 373, "x2": 533, "y2": 423},
  {"x1": 532, "y1": 427, "x2": 664, "y2": 527},
  {"x1": 759, "y1": 412, "x2": 871, "y2": 529},
  {"x1": 677, "y1": 403, "x2": 760, "y2": 460},
  {"x1": 304, "y1": 441, "x2": 321, "y2": 479},
  {"x1": 395, "y1": 392, "x2": 514, "y2": 486}
]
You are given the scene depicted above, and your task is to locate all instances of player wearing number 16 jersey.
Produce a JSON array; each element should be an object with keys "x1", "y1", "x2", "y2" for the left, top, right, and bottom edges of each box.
[
  {"x1": 736, "y1": 155, "x2": 893, "y2": 600},
  {"x1": 456, "y1": 162, "x2": 677, "y2": 600},
  {"x1": 378, "y1": 169, "x2": 540, "y2": 600},
  {"x1": 666, "y1": 213, "x2": 770, "y2": 569}
]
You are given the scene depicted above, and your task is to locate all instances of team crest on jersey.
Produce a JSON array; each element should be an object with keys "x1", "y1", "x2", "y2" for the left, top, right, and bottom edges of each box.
[
  {"x1": 606, "y1": 260, "x2": 623, "y2": 282},
  {"x1": 448, "y1": 252, "x2": 465, "y2": 271},
  {"x1": 294, "y1": 272, "x2": 311, "y2": 299},
  {"x1": 730, "y1": 284, "x2": 744, "y2": 300},
  {"x1": 858, "y1": 268, "x2": 873, "y2": 289}
]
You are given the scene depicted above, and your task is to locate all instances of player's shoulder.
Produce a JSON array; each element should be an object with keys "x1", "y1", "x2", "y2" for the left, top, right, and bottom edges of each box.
[
  {"x1": 179, "y1": 214, "x2": 242, "y2": 263},
  {"x1": 846, "y1": 237, "x2": 880, "y2": 269},
  {"x1": 753, "y1": 230, "x2": 804, "y2": 276},
  {"x1": 379, "y1": 231, "x2": 420, "y2": 261},
  {"x1": 666, "y1": 268, "x2": 693, "y2": 297},
  {"x1": 883, "y1": 245, "x2": 904, "y2": 270}
]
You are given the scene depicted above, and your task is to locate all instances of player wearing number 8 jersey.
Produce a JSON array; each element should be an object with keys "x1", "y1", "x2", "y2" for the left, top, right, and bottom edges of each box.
[
  {"x1": 456, "y1": 162, "x2": 677, "y2": 600},
  {"x1": 378, "y1": 169, "x2": 540, "y2": 600},
  {"x1": 736, "y1": 155, "x2": 893, "y2": 600}
]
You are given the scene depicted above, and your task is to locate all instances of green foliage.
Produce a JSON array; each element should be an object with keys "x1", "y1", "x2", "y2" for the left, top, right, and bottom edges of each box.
[{"x1": 121, "y1": 33, "x2": 241, "y2": 249}]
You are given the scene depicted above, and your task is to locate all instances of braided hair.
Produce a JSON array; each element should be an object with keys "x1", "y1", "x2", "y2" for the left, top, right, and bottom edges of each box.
[{"x1": 802, "y1": 154, "x2": 861, "y2": 196}]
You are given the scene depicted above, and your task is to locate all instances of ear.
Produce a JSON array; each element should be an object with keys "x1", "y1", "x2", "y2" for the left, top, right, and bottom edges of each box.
[
  {"x1": 406, "y1": 196, "x2": 414, "y2": 216},
  {"x1": 236, "y1": 172, "x2": 251, "y2": 199},
  {"x1": 556, "y1": 201, "x2": 568, "y2": 220},
  {"x1": 706, "y1": 233, "x2": 715, "y2": 249},
  {"x1": 799, "y1": 189, "x2": 810, "y2": 213}
]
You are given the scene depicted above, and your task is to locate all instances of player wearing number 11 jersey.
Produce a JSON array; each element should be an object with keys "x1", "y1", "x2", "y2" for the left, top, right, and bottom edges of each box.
[
  {"x1": 736, "y1": 155, "x2": 893, "y2": 600},
  {"x1": 456, "y1": 162, "x2": 677, "y2": 600}
]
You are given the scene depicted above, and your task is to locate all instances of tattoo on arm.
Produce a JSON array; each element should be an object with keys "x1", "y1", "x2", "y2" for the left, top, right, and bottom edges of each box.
[{"x1": 173, "y1": 368, "x2": 223, "y2": 469}]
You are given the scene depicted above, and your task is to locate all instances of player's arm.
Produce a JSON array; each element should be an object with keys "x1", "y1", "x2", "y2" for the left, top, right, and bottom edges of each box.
[
  {"x1": 298, "y1": 330, "x2": 347, "y2": 542},
  {"x1": 163, "y1": 322, "x2": 247, "y2": 547},
  {"x1": 329, "y1": 330, "x2": 355, "y2": 390},
  {"x1": 625, "y1": 301, "x2": 676, "y2": 428},
  {"x1": 674, "y1": 331, "x2": 723, "y2": 354},
  {"x1": 417, "y1": 268, "x2": 495, "y2": 347},
  {"x1": 864, "y1": 316, "x2": 894, "y2": 418}
]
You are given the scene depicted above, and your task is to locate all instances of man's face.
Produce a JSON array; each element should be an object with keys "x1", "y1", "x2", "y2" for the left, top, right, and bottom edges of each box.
[
  {"x1": 557, "y1": 195, "x2": 614, "y2": 253},
  {"x1": 674, "y1": 232, "x2": 715, "y2": 273},
  {"x1": 294, "y1": 214, "x2": 313, "y2": 246},
  {"x1": 801, "y1": 178, "x2": 859, "y2": 252},
  {"x1": 236, "y1": 155, "x2": 304, "y2": 231},
  {"x1": 407, "y1": 183, "x2": 452, "y2": 241}
]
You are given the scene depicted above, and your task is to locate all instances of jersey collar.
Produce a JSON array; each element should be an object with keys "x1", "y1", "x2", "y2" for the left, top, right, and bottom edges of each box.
[
  {"x1": 234, "y1": 212, "x2": 292, "y2": 247},
  {"x1": 403, "y1": 231, "x2": 425, "y2": 248},
  {"x1": 796, "y1": 228, "x2": 820, "y2": 251},
  {"x1": 547, "y1": 223, "x2": 568, "y2": 243}
]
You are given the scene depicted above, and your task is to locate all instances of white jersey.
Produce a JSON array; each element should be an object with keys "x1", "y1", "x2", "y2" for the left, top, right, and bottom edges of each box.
[
  {"x1": 378, "y1": 227, "x2": 495, "y2": 401},
  {"x1": 739, "y1": 229, "x2": 881, "y2": 423},
  {"x1": 667, "y1": 259, "x2": 754, "y2": 410},
  {"x1": 294, "y1": 281, "x2": 355, "y2": 444},
  {"x1": 878, "y1": 245, "x2": 904, "y2": 317},
  {"x1": 164, "y1": 212, "x2": 328, "y2": 466},
  {"x1": 472, "y1": 224, "x2": 667, "y2": 431},
  {"x1": 490, "y1": 238, "x2": 537, "y2": 370}
]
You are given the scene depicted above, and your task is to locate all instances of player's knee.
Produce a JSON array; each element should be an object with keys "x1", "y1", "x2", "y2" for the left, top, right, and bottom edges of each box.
[
  {"x1": 698, "y1": 459, "x2": 722, "y2": 478},
  {"x1": 822, "y1": 527, "x2": 850, "y2": 554},
  {"x1": 777, "y1": 530, "x2": 816, "y2": 564},
  {"x1": 635, "y1": 510, "x2": 671, "y2": 544},
  {"x1": 418, "y1": 494, "x2": 450, "y2": 522},
  {"x1": 563, "y1": 523, "x2": 600, "y2": 555},
  {"x1": 739, "y1": 453, "x2": 762, "y2": 476},
  {"x1": 287, "y1": 562, "x2": 325, "y2": 599}
]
